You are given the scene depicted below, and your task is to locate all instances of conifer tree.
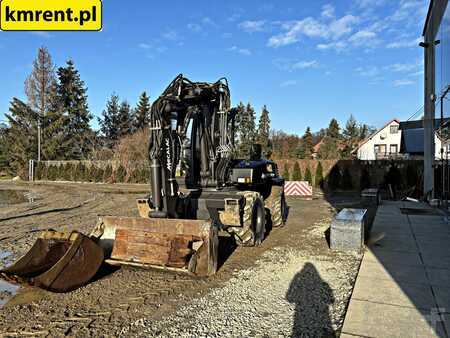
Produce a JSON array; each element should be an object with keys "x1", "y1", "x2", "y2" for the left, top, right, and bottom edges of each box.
[
  {"x1": 315, "y1": 161, "x2": 324, "y2": 187},
  {"x1": 318, "y1": 119, "x2": 341, "y2": 159},
  {"x1": 56, "y1": 59, "x2": 92, "y2": 159},
  {"x1": 304, "y1": 166, "x2": 312, "y2": 184},
  {"x1": 292, "y1": 162, "x2": 302, "y2": 181},
  {"x1": 98, "y1": 94, "x2": 120, "y2": 147},
  {"x1": 4, "y1": 98, "x2": 39, "y2": 172},
  {"x1": 133, "y1": 91, "x2": 151, "y2": 131},
  {"x1": 257, "y1": 105, "x2": 272, "y2": 158},
  {"x1": 302, "y1": 127, "x2": 314, "y2": 159},
  {"x1": 118, "y1": 100, "x2": 133, "y2": 138},
  {"x1": 237, "y1": 103, "x2": 256, "y2": 158},
  {"x1": 25, "y1": 46, "x2": 56, "y2": 118},
  {"x1": 283, "y1": 163, "x2": 290, "y2": 180}
]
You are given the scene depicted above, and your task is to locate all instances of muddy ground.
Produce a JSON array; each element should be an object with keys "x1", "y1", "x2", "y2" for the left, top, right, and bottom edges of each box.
[{"x1": 0, "y1": 181, "x2": 362, "y2": 337}]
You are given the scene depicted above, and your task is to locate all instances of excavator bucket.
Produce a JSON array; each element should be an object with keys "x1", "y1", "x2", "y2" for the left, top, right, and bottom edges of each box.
[
  {"x1": 1, "y1": 230, "x2": 104, "y2": 292},
  {"x1": 91, "y1": 216, "x2": 218, "y2": 276}
]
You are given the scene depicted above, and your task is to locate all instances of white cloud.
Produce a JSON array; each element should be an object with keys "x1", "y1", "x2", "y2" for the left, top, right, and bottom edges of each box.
[
  {"x1": 187, "y1": 23, "x2": 202, "y2": 32},
  {"x1": 162, "y1": 30, "x2": 178, "y2": 41},
  {"x1": 227, "y1": 46, "x2": 252, "y2": 56},
  {"x1": 201, "y1": 17, "x2": 218, "y2": 27},
  {"x1": 321, "y1": 4, "x2": 335, "y2": 18},
  {"x1": 280, "y1": 80, "x2": 297, "y2": 87},
  {"x1": 273, "y1": 59, "x2": 319, "y2": 72},
  {"x1": 317, "y1": 41, "x2": 346, "y2": 52},
  {"x1": 267, "y1": 15, "x2": 359, "y2": 48},
  {"x1": 139, "y1": 43, "x2": 151, "y2": 49},
  {"x1": 348, "y1": 30, "x2": 379, "y2": 47},
  {"x1": 292, "y1": 60, "x2": 319, "y2": 69},
  {"x1": 239, "y1": 20, "x2": 266, "y2": 33},
  {"x1": 393, "y1": 79, "x2": 415, "y2": 86},
  {"x1": 355, "y1": 0, "x2": 386, "y2": 9},
  {"x1": 222, "y1": 32, "x2": 232, "y2": 39},
  {"x1": 356, "y1": 66, "x2": 379, "y2": 77},
  {"x1": 385, "y1": 60, "x2": 423, "y2": 73},
  {"x1": 386, "y1": 37, "x2": 421, "y2": 49}
]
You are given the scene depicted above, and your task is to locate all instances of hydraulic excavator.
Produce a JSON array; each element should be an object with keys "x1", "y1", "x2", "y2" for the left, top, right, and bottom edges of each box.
[{"x1": 1, "y1": 74, "x2": 286, "y2": 292}]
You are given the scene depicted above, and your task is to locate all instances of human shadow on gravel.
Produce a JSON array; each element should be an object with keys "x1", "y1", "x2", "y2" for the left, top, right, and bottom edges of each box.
[{"x1": 286, "y1": 263, "x2": 336, "y2": 338}]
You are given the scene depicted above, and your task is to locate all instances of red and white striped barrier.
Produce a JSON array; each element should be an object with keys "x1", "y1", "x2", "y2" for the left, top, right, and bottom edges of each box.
[{"x1": 285, "y1": 181, "x2": 313, "y2": 197}]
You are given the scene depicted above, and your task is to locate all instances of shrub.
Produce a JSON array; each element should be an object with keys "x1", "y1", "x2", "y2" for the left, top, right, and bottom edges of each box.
[
  {"x1": 292, "y1": 162, "x2": 302, "y2": 181},
  {"x1": 103, "y1": 165, "x2": 113, "y2": 183},
  {"x1": 47, "y1": 165, "x2": 58, "y2": 181},
  {"x1": 115, "y1": 165, "x2": 127, "y2": 183},
  {"x1": 406, "y1": 164, "x2": 418, "y2": 189},
  {"x1": 315, "y1": 162, "x2": 323, "y2": 188},
  {"x1": 328, "y1": 165, "x2": 341, "y2": 191},
  {"x1": 62, "y1": 163, "x2": 73, "y2": 181},
  {"x1": 304, "y1": 166, "x2": 312, "y2": 185},
  {"x1": 282, "y1": 163, "x2": 290, "y2": 180}
]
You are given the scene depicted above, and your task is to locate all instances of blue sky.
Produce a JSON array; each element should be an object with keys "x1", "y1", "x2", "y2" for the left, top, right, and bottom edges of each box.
[{"x1": 0, "y1": 0, "x2": 429, "y2": 134}]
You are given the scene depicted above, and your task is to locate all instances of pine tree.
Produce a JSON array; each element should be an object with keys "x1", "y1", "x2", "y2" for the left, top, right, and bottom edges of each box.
[
  {"x1": 98, "y1": 94, "x2": 120, "y2": 147},
  {"x1": 257, "y1": 105, "x2": 272, "y2": 158},
  {"x1": 342, "y1": 115, "x2": 359, "y2": 159},
  {"x1": 237, "y1": 103, "x2": 256, "y2": 158},
  {"x1": 41, "y1": 82, "x2": 68, "y2": 160},
  {"x1": 327, "y1": 118, "x2": 341, "y2": 139},
  {"x1": 304, "y1": 166, "x2": 312, "y2": 185},
  {"x1": 133, "y1": 91, "x2": 151, "y2": 131},
  {"x1": 302, "y1": 127, "x2": 314, "y2": 159},
  {"x1": 283, "y1": 163, "x2": 290, "y2": 180},
  {"x1": 0, "y1": 123, "x2": 9, "y2": 171},
  {"x1": 57, "y1": 59, "x2": 92, "y2": 159},
  {"x1": 4, "y1": 98, "x2": 39, "y2": 172},
  {"x1": 118, "y1": 100, "x2": 133, "y2": 138},
  {"x1": 292, "y1": 162, "x2": 302, "y2": 181},
  {"x1": 318, "y1": 119, "x2": 342, "y2": 159},
  {"x1": 315, "y1": 162, "x2": 323, "y2": 188}
]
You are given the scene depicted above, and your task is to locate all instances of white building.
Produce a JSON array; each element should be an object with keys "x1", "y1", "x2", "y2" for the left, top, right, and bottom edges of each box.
[{"x1": 354, "y1": 119, "x2": 445, "y2": 160}]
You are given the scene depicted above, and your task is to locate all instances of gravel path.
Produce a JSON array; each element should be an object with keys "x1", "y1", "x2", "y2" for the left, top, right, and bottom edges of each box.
[{"x1": 124, "y1": 220, "x2": 362, "y2": 337}]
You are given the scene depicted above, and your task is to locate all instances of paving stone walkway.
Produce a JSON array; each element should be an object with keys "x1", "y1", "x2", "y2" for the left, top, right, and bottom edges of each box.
[{"x1": 342, "y1": 200, "x2": 450, "y2": 338}]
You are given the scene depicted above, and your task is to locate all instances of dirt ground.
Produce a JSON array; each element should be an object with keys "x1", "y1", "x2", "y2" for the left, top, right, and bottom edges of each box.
[{"x1": 0, "y1": 181, "x2": 362, "y2": 337}]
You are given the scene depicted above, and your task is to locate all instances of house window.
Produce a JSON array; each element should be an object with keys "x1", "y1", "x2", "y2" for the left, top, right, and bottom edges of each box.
[
  {"x1": 390, "y1": 125, "x2": 399, "y2": 134},
  {"x1": 374, "y1": 144, "x2": 386, "y2": 154},
  {"x1": 390, "y1": 144, "x2": 398, "y2": 154}
]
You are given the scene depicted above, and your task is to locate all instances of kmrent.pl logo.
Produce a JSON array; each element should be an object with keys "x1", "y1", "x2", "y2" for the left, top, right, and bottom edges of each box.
[{"x1": 0, "y1": 0, "x2": 102, "y2": 31}]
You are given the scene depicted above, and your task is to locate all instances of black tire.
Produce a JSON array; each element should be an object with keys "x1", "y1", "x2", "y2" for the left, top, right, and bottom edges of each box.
[
  {"x1": 230, "y1": 191, "x2": 266, "y2": 246},
  {"x1": 266, "y1": 186, "x2": 286, "y2": 227}
]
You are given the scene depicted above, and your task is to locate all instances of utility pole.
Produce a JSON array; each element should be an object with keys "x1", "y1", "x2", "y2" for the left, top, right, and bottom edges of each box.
[{"x1": 37, "y1": 119, "x2": 41, "y2": 162}]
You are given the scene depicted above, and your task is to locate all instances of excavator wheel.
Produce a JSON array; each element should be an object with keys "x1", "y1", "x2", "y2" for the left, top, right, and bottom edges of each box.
[
  {"x1": 266, "y1": 185, "x2": 286, "y2": 227},
  {"x1": 230, "y1": 191, "x2": 266, "y2": 246}
]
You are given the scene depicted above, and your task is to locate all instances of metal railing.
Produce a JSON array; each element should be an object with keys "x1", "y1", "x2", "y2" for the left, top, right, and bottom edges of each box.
[{"x1": 374, "y1": 152, "x2": 405, "y2": 160}]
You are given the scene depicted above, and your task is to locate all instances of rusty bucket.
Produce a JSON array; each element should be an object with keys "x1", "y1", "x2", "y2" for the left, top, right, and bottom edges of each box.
[{"x1": 1, "y1": 230, "x2": 104, "y2": 292}]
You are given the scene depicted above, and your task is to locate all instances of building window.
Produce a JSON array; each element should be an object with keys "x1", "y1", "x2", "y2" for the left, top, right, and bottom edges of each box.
[
  {"x1": 390, "y1": 125, "x2": 399, "y2": 134},
  {"x1": 390, "y1": 144, "x2": 398, "y2": 154},
  {"x1": 374, "y1": 144, "x2": 386, "y2": 153}
]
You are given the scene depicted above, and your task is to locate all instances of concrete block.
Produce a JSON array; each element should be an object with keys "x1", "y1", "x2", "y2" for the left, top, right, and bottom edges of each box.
[{"x1": 330, "y1": 208, "x2": 366, "y2": 252}]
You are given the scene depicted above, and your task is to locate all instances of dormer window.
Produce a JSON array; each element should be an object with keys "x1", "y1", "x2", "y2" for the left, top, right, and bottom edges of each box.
[{"x1": 390, "y1": 125, "x2": 399, "y2": 134}]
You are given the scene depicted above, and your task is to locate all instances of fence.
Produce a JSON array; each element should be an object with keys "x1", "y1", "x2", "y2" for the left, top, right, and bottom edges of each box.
[{"x1": 26, "y1": 159, "x2": 425, "y2": 193}]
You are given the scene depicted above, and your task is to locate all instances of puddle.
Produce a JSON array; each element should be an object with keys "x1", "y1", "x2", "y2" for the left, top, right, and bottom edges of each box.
[
  {"x1": 0, "y1": 279, "x2": 20, "y2": 308},
  {"x1": 0, "y1": 251, "x2": 13, "y2": 270}
]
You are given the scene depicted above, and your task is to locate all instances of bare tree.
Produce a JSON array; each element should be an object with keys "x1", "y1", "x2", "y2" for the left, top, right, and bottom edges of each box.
[{"x1": 25, "y1": 46, "x2": 56, "y2": 118}]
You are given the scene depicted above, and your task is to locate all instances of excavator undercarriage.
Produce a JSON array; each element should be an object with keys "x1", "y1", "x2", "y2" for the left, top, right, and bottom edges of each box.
[{"x1": 1, "y1": 74, "x2": 286, "y2": 291}]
